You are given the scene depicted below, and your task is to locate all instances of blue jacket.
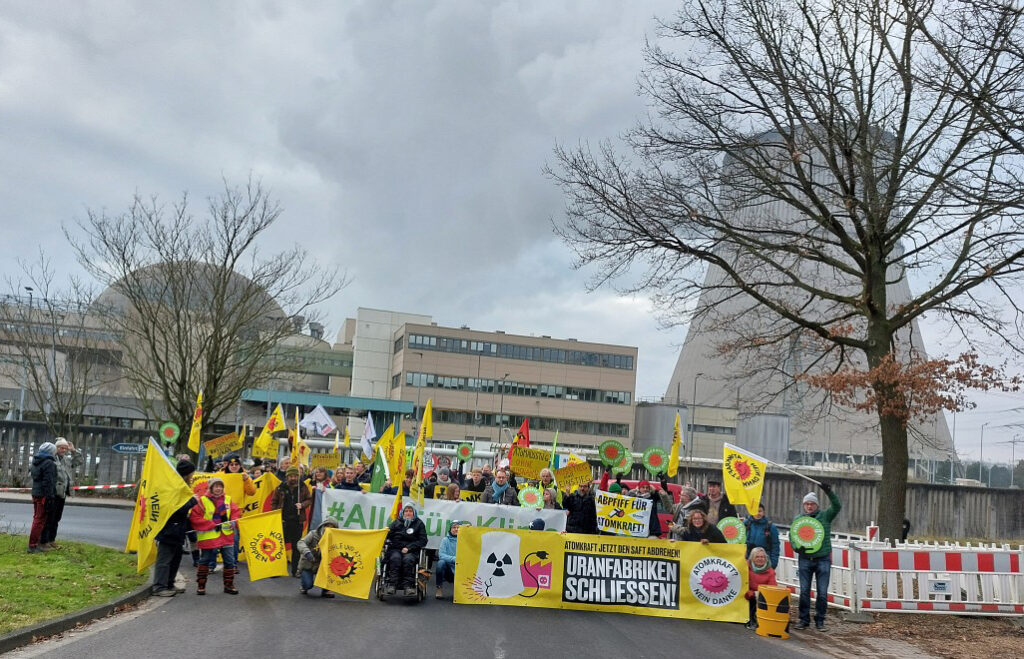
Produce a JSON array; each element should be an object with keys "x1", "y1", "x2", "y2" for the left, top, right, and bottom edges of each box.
[
  {"x1": 438, "y1": 532, "x2": 458, "y2": 564},
  {"x1": 744, "y1": 515, "x2": 780, "y2": 568}
]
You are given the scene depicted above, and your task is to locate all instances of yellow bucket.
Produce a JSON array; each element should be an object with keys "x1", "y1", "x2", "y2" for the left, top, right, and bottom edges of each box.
[{"x1": 755, "y1": 585, "x2": 791, "y2": 639}]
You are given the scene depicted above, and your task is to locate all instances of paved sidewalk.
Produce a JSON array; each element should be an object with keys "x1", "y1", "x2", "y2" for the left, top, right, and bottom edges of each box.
[{"x1": 0, "y1": 492, "x2": 134, "y2": 509}]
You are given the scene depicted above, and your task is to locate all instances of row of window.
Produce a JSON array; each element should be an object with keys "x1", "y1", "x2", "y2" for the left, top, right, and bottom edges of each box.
[
  {"x1": 397, "y1": 371, "x2": 632, "y2": 405},
  {"x1": 398, "y1": 333, "x2": 634, "y2": 370},
  {"x1": 430, "y1": 407, "x2": 630, "y2": 438}
]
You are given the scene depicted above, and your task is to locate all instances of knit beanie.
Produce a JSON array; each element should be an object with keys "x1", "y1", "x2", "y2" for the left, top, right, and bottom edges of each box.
[
  {"x1": 286, "y1": 466, "x2": 300, "y2": 477},
  {"x1": 37, "y1": 442, "x2": 57, "y2": 457},
  {"x1": 176, "y1": 460, "x2": 197, "y2": 479},
  {"x1": 802, "y1": 492, "x2": 819, "y2": 505}
]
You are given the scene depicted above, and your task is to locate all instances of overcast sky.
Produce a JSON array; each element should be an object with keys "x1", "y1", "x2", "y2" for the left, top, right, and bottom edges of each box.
[{"x1": 0, "y1": 1, "x2": 1018, "y2": 464}]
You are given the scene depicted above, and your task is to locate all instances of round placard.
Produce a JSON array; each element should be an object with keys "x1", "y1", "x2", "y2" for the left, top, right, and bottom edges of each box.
[
  {"x1": 642, "y1": 447, "x2": 668, "y2": 475},
  {"x1": 518, "y1": 486, "x2": 544, "y2": 509},
  {"x1": 611, "y1": 453, "x2": 633, "y2": 475},
  {"x1": 790, "y1": 516, "x2": 825, "y2": 553},
  {"x1": 717, "y1": 516, "x2": 747, "y2": 544},
  {"x1": 456, "y1": 442, "x2": 474, "y2": 461},
  {"x1": 598, "y1": 439, "x2": 627, "y2": 468},
  {"x1": 159, "y1": 422, "x2": 180, "y2": 444}
]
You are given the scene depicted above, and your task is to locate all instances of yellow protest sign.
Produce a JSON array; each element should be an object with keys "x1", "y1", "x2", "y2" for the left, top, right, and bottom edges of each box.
[
  {"x1": 204, "y1": 431, "x2": 243, "y2": 458},
  {"x1": 454, "y1": 527, "x2": 747, "y2": 622},
  {"x1": 595, "y1": 489, "x2": 653, "y2": 537},
  {"x1": 315, "y1": 527, "x2": 389, "y2": 598},
  {"x1": 311, "y1": 453, "x2": 342, "y2": 471},
  {"x1": 509, "y1": 445, "x2": 551, "y2": 480},
  {"x1": 237, "y1": 510, "x2": 289, "y2": 580},
  {"x1": 722, "y1": 443, "x2": 767, "y2": 513},
  {"x1": 242, "y1": 472, "x2": 281, "y2": 518},
  {"x1": 433, "y1": 484, "x2": 449, "y2": 499},
  {"x1": 554, "y1": 462, "x2": 592, "y2": 493},
  {"x1": 132, "y1": 440, "x2": 194, "y2": 572}
]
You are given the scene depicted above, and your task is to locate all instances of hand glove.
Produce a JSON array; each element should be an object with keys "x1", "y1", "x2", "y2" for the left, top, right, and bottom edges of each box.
[
  {"x1": 213, "y1": 524, "x2": 222, "y2": 533},
  {"x1": 820, "y1": 482, "x2": 832, "y2": 494},
  {"x1": 304, "y1": 552, "x2": 315, "y2": 562}
]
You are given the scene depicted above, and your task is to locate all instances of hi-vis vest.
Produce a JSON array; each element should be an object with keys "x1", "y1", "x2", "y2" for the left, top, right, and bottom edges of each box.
[{"x1": 196, "y1": 495, "x2": 235, "y2": 543}]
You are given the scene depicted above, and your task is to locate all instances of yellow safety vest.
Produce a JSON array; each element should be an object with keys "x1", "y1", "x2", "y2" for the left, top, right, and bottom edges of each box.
[{"x1": 196, "y1": 495, "x2": 234, "y2": 543}]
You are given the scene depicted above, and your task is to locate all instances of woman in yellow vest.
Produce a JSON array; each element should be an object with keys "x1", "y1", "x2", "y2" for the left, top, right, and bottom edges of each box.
[{"x1": 188, "y1": 476, "x2": 242, "y2": 595}]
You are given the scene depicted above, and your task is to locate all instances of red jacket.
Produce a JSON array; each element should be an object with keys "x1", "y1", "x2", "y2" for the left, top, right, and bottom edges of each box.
[
  {"x1": 189, "y1": 493, "x2": 241, "y2": 549},
  {"x1": 746, "y1": 566, "x2": 778, "y2": 599}
]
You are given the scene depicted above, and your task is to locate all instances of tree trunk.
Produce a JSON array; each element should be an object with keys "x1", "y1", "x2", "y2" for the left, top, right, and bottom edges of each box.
[{"x1": 876, "y1": 408, "x2": 909, "y2": 543}]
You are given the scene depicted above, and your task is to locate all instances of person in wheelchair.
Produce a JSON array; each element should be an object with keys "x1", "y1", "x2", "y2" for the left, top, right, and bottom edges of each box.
[{"x1": 386, "y1": 503, "x2": 427, "y2": 596}]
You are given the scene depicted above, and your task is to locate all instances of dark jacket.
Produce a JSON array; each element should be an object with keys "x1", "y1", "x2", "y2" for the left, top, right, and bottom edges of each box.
[
  {"x1": 332, "y1": 480, "x2": 362, "y2": 491},
  {"x1": 381, "y1": 483, "x2": 411, "y2": 496},
  {"x1": 156, "y1": 497, "x2": 197, "y2": 546},
  {"x1": 387, "y1": 515, "x2": 427, "y2": 553},
  {"x1": 563, "y1": 489, "x2": 597, "y2": 534},
  {"x1": 705, "y1": 492, "x2": 737, "y2": 524},
  {"x1": 271, "y1": 481, "x2": 312, "y2": 530},
  {"x1": 460, "y1": 476, "x2": 487, "y2": 493},
  {"x1": 296, "y1": 521, "x2": 335, "y2": 572},
  {"x1": 679, "y1": 521, "x2": 727, "y2": 543},
  {"x1": 745, "y1": 515, "x2": 781, "y2": 568},
  {"x1": 31, "y1": 455, "x2": 57, "y2": 498},
  {"x1": 482, "y1": 482, "x2": 519, "y2": 506}
]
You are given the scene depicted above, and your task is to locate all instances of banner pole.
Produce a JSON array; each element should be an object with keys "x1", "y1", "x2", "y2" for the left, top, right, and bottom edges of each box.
[
  {"x1": 766, "y1": 460, "x2": 822, "y2": 487},
  {"x1": 723, "y1": 442, "x2": 822, "y2": 486}
]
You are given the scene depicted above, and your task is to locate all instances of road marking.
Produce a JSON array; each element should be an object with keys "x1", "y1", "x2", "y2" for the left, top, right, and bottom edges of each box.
[{"x1": 493, "y1": 633, "x2": 506, "y2": 659}]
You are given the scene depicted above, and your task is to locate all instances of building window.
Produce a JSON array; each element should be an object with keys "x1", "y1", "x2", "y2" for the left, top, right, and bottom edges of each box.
[
  {"x1": 402, "y1": 332, "x2": 633, "y2": 370},
  {"x1": 394, "y1": 336, "x2": 404, "y2": 354}
]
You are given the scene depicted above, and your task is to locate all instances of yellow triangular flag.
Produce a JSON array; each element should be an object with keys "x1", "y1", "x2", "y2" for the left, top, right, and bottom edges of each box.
[
  {"x1": 343, "y1": 426, "x2": 351, "y2": 448},
  {"x1": 333, "y1": 429, "x2": 340, "y2": 453},
  {"x1": 187, "y1": 391, "x2": 203, "y2": 452},
  {"x1": 667, "y1": 412, "x2": 682, "y2": 478},
  {"x1": 315, "y1": 528, "x2": 388, "y2": 598},
  {"x1": 722, "y1": 443, "x2": 767, "y2": 512},
  {"x1": 133, "y1": 439, "x2": 194, "y2": 572},
  {"x1": 237, "y1": 510, "x2": 290, "y2": 580},
  {"x1": 389, "y1": 446, "x2": 406, "y2": 522},
  {"x1": 253, "y1": 404, "x2": 285, "y2": 459}
]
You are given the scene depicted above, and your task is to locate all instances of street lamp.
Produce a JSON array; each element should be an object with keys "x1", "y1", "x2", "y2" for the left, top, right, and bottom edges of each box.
[
  {"x1": 412, "y1": 351, "x2": 424, "y2": 431},
  {"x1": 497, "y1": 372, "x2": 510, "y2": 442},
  {"x1": 17, "y1": 286, "x2": 33, "y2": 421},
  {"x1": 689, "y1": 371, "x2": 704, "y2": 465},
  {"x1": 979, "y1": 422, "x2": 989, "y2": 484}
]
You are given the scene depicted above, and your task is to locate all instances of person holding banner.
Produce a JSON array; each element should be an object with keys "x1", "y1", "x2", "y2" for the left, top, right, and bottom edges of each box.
[
  {"x1": 152, "y1": 460, "x2": 198, "y2": 597},
  {"x1": 189, "y1": 477, "x2": 242, "y2": 595},
  {"x1": 382, "y1": 469, "x2": 414, "y2": 496},
  {"x1": 460, "y1": 467, "x2": 487, "y2": 493},
  {"x1": 745, "y1": 547, "x2": 778, "y2": 629},
  {"x1": 482, "y1": 469, "x2": 518, "y2": 506},
  {"x1": 442, "y1": 483, "x2": 461, "y2": 501},
  {"x1": 563, "y1": 481, "x2": 597, "y2": 534},
  {"x1": 541, "y1": 488, "x2": 561, "y2": 510},
  {"x1": 626, "y1": 481, "x2": 663, "y2": 538},
  {"x1": 434, "y1": 520, "x2": 465, "y2": 599},
  {"x1": 271, "y1": 467, "x2": 312, "y2": 578},
  {"x1": 794, "y1": 483, "x2": 841, "y2": 631},
  {"x1": 675, "y1": 505, "x2": 726, "y2": 544},
  {"x1": 222, "y1": 455, "x2": 257, "y2": 496},
  {"x1": 385, "y1": 504, "x2": 427, "y2": 596},
  {"x1": 333, "y1": 465, "x2": 362, "y2": 491},
  {"x1": 296, "y1": 520, "x2": 339, "y2": 598}
]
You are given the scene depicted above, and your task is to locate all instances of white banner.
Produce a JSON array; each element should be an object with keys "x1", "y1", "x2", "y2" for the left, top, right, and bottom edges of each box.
[
  {"x1": 594, "y1": 489, "x2": 653, "y2": 537},
  {"x1": 321, "y1": 489, "x2": 567, "y2": 549}
]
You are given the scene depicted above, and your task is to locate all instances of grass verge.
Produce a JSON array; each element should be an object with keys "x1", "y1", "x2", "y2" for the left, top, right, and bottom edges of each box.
[{"x1": 0, "y1": 533, "x2": 147, "y2": 636}]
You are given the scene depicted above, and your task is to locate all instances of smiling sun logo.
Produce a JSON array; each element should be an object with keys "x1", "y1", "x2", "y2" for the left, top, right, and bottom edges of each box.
[{"x1": 689, "y1": 557, "x2": 741, "y2": 606}]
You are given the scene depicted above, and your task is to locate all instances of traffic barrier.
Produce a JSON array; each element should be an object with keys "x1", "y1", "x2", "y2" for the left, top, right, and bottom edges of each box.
[{"x1": 0, "y1": 483, "x2": 135, "y2": 492}]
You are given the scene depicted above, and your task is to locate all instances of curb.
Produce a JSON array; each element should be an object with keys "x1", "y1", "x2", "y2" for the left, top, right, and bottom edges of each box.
[
  {"x1": 0, "y1": 495, "x2": 135, "y2": 509},
  {"x1": 0, "y1": 580, "x2": 152, "y2": 654}
]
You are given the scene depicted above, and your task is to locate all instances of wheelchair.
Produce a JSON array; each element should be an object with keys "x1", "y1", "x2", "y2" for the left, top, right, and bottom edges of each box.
[{"x1": 374, "y1": 539, "x2": 430, "y2": 602}]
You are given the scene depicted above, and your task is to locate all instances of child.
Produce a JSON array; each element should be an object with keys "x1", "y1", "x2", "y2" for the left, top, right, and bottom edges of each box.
[{"x1": 745, "y1": 546, "x2": 778, "y2": 629}]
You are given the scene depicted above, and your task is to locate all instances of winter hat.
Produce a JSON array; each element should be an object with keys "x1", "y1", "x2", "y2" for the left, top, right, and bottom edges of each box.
[
  {"x1": 206, "y1": 476, "x2": 225, "y2": 491},
  {"x1": 176, "y1": 460, "x2": 197, "y2": 479},
  {"x1": 803, "y1": 492, "x2": 819, "y2": 506},
  {"x1": 226, "y1": 454, "x2": 241, "y2": 464},
  {"x1": 707, "y1": 478, "x2": 722, "y2": 486},
  {"x1": 439, "y1": 467, "x2": 450, "y2": 477},
  {"x1": 37, "y1": 442, "x2": 57, "y2": 457},
  {"x1": 637, "y1": 480, "x2": 651, "y2": 489},
  {"x1": 529, "y1": 518, "x2": 546, "y2": 531},
  {"x1": 608, "y1": 483, "x2": 622, "y2": 494},
  {"x1": 286, "y1": 467, "x2": 300, "y2": 477},
  {"x1": 55, "y1": 437, "x2": 69, "y2": 447}
]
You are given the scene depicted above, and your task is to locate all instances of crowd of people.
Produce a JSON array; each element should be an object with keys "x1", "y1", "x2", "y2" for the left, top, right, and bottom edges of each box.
[{"x1": 25, "y1": 442, "x2": 841, "y2": 630}]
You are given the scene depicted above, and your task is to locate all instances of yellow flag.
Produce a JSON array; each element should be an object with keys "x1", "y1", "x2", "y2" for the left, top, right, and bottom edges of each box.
[
  {"x1": 333, "y1": 429, "x2": 340, "y2": 453},
  {"x1": 667, "y1": 413, "x2": 682, "y2": 478},
  {"x1": 418, "y1": 399, "x2": 433, "y2": 441},
  {"x1": 343, "y1": 426, "x2": 350, "y2": 448},
  {"x1": 237, "y1": 510, "x2": 290, "y2": 580},
  {"x1": 389, "y1": 446, "x2": 406, "y2": 522},
  {"x1": 722, "y1": 443, "x2": 767, "y2": 512},
  {"x1": 187, "y1": 391, "x2": 203, "y2": 452},
  {"x1": 124, "y1": 488, "x2": 142, "y2": 553},
  {"x1": 243, "y1": 472, "x2": 281, "y2": 518},
  {"x1": 133, "y1": 439, "x2": 194, "y2": 572},
  {"x1": 375, "y1": 424, "x2": 403, "y2": 481},
  {"x1": 253, "y1": 404, "x2": 286, "y2": 459},
  {"x1": 314, "y1": 528, "x2": 389, "y2": 598},
  {"x1": 567, "y1": 452, "x2": 586, "y2": 465}
]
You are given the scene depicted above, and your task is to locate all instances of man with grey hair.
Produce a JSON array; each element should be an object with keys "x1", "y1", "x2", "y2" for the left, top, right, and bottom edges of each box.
[{"x1": 41, "y1": 437, "x2": 83, "y2": 549}]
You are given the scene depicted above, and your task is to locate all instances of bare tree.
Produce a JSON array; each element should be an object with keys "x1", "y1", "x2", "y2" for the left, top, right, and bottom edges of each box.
[
  {"x1": 65, "y1": 178, "x2": 347, "y2": 452},
  {"x1": 0, "y1": 253, "x2": 115, "y2": 436},
  {"x1": 551, "y1": 0, "x2": 1024, "y2": 540}
]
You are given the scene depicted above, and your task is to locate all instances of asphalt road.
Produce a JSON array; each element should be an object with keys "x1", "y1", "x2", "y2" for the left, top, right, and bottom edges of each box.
[
  {"x1": 2, "y1": 504, "x2": 818, "y2": 659},
  {"x1": 0, "y1": 501, "x2": 131, "y2": 549}
]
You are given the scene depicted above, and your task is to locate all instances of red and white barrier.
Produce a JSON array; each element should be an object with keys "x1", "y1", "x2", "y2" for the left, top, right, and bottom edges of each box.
[{"x1": 0, "y1": 483, "x2": 135, "y2": 492}]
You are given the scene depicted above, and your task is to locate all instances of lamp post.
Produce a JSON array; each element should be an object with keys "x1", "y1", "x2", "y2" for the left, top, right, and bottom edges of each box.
[
  {"x1": 688, "y1": 371, "x2": 704, "y2": 465},
  {"x1": 18, "y1": 287, "x2": 33, "y2": 421},
  {"x1": 412, "y1": 351, "x2": 424, "y2": 432},
  {"x1": 497, "y1": 372, "x2": 510, "y2": 443},
  {"x1": 979, "y1": 422, "x2": 989, "y2": 484}
]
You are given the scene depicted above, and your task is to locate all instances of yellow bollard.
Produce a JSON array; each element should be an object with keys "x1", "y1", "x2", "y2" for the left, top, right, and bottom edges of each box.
[{"x1": 755, "y1": 585, "x2": 791, "y2": 639}]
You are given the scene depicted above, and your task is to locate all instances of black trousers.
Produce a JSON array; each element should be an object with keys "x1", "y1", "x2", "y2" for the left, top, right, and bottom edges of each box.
[
  {"x1": 387, "y1": 548, "x2": 418, "y2": 588},
  {"x1": 40, "y1": 496, "x2": 66, "y2": 544},
  {"x1": 153, "y1": 541, "x2": 184, "y2": 591}
]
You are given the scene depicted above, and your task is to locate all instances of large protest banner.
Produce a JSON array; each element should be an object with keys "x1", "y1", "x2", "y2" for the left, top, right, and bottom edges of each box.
[
  {"x1": 204, "y1": 431, "x2": 243, "y2": 458},
  {"x1": 594, "y1": 489, "x2": 653, "y2": 537},
  {"x1": 454, "y1": 527, "x2": 747, "y2": 622},
  {"x1": 321, "y1": 489, "x2": 566, "y2": 549},
  {"x1": 554, "y1": 461, "x2": 592, "y2": 493},
  {"x1": 509, "y1": 445, "x2": 551, "y2": 480}
]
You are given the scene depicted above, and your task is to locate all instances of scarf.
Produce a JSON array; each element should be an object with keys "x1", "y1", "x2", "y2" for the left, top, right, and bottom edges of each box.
[
  {"x1": 490, "y1": 480, "x2": 510, "y2": 500},
  {"x1": 752, "y1": 560, "x2": 770, "y2": 573}
]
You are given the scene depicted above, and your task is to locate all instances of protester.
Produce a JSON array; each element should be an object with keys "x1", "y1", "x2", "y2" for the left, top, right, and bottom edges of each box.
[
  {"x1": 28, "y1": 442, "x2": 58, "y2": 553},
  {"x1": 382, "y1": 469, "x2": 414, "y2": 496},
  {"x1": 654, "y1": 472, "x2": 676, "y2": 511},
  {"x1": 563, "y1": 481, "x2": 597, "y2": 534},
  {"x1": 333, "y1": 465, "x2": 362, "y2": 491},
  {"x1": 189, "y1": 476, "x2": 242, "y2": 595},
  {"x1": 40, "y1": 438, "x2": 83, "y2": 549},
  {"x1": 627, "y1": 480, "x2": 663, "y2": 538},
  {"x1": 355, "y1": 461, "x2": 372, "y2": 484},
  {"x1": 745, "y1": 503, "x2": 780, "y2": 569},
  {"x1": 534, "y1": 468, "x2": 563, "y2": 505},
  {"x1": 482, "y1": 469, "x2": 518, "y2": 505},
  {"x1": 443, "y1": 483, "x2": 461, "y2": 501},
  {"x1": 674, "y1": 506, "x2": 726, "y2": 544},
  {"x1": 435, "y1": 520, "x2": 465, "y2": 599},
  {"x1": 152, "y1": 460, "x2": 198, "y2": 597},
  {"x1": 275, "y1": 458, "x2": 291, "y2": 481},
  {"x1": 297, "y1": 520, "x2": 339, "y2": 598},
  {"x1": 385, "y1": 504, "x2": 427, "y2": 596},
  {"x1": 461, "y1": 467, "x2": 487, "y2": 493},
  {"x1": 745, "y1": 546, "x2": 778, "y2": 629},
  {"x1": 271, "y1": 467, "x2": 312, "y2": 578},
  {"x1": 222, "y1": 454, "x2": 257, "y2": 496},
  {"x1": 431, "y1": 467, "x2": 454, "y2": 497},
  {"x1": 794, "y1": 483, "x2": 842, "y2": 631},
  {"x1": 542, "y1": 488, "x2": 562, "y2": 510},
  {"x1": 668, "y1": 485, "x2": 703, "y2": 535},
  {"x1": 704, "y1": 479, "x2": 737, "y2": 525},
  {"x1": 480, "y1": 464, "x2": 494, "y2": 484}
]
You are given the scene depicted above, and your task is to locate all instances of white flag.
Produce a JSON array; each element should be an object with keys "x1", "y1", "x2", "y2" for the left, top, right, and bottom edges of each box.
[
  {"x1": 300, "y1": 404, "x2": 337, "y2": 436},
  {"x1": 360, "y1": 413, "x2": 376, "y2": 459}
]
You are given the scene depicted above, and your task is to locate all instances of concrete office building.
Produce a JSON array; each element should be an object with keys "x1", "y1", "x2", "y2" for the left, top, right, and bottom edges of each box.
[{"x1": 338, "y1": 308, "x2": 638, "y2": 449}]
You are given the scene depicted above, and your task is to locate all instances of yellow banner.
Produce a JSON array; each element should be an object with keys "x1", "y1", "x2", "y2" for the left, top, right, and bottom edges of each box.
[
  {"x1": 204, "y1": 431, "x2": 243, "y2": 458},
  {"x1": 192, "y1": 472, "x2": 245, "y2": 504},
  {"x1": 460, "y1": 490, "x2": 482, "y2": 502},
  {"x1": 554, "y1": 462, "x2": 592, "y2": 493},
  {"x1": 722, "y1": 443, "x2": 767, "y2": 513},
  {"x1": 454, "y1": 527, "x2": 747, "y2": 622},
  {"x1": 133, "y1": 440, "x2": 194, "y2": 572},
  {"x1": 311, "y1": 453, "x2": 342, "y2": 471},
  {"x1": 594, "y1": 489, "x2": 653, "y2": 537},
  {"x1": 509, "y1": 445, "x2": 551, "y2": 480},
  {"x1": 242, "y1": 472, "x2": 281, "y2": 518},
  {"x1": 314, "y1": 527, "x2": 389, "y2": 598},
  {"x1": 237, "y1": 510, "x2": 290, "y2": 580}
]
